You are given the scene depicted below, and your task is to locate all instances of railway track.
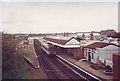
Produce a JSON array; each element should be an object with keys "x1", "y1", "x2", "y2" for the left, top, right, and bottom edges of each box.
[
  {"x1": 56, "y1": 55, "x2": 101, "y2": 81},
  {"x1": 34, "y1": 39, "x2": 101, "y2": 81},
  {"x1": 34, "y1": 39, "x2": 62, "y2": 80},
  {"x1": 48, "y1": 56, "x2": 87, "y2": 80}
]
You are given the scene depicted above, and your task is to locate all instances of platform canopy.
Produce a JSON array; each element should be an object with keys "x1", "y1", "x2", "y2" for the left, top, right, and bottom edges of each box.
[{"x1": 43, "y1": 36, "x2": 80, "y2": 48}]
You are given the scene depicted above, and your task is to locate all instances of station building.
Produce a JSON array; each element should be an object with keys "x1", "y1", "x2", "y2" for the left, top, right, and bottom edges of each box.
[{"x1": 43, "y1": 36, "x2": 84, "y2": 60}]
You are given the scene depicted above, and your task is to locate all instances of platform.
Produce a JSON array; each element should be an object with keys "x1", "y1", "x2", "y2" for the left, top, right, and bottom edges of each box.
[
  {"x1": 17, "y1": 39, "x2": 40, "y2": 69},
  {"x1": 57, "y1": 53, "x2": 113, "y2": 80}
]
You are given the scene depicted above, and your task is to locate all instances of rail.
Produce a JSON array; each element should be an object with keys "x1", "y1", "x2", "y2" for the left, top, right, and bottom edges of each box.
[
  {"x1": 34, "y1": 39, "x2": 62, "y2": 80},
  {"x1": 56, "y1": 55, "x2": 102, "y2": 81},
  {"x1": 34, "y1": 39, "x2": 102, "y2": 81}
]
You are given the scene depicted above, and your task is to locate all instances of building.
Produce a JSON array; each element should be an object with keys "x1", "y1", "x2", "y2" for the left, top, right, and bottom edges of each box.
[
  {"x1": 113, "y1": 53, "x2": 120, "y2": 80},
  {"x1": 28, "y1": 36, "x2": 42, "y2": 40},
  {"x1": 100, "y1": 29, "x2": 117, "y2": 37},
  {"x1": 77, "y1": 32, "x2": 100, "y2": 40},
  {"x1": 84, "y1": 42, "x2": 120, "y2": 68},
  {"x1": 42, "y1": 36, "x2": 84, "y2": 59}
]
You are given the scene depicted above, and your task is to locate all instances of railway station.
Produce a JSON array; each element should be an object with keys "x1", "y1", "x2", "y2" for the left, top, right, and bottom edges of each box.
[
  {"x1": 26, "y1": 32, "x2": 120, "y2": 80},
  {"x1": 34, "y1": 38, "x2": 115, "y2": 80}
]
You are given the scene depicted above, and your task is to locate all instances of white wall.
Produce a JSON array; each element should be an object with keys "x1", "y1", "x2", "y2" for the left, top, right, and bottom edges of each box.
[
  {"x1": 99, "y1": 45, "x2": 119, "y2": 61},
  {"x1": 84, "y1": 48, "x2": 98, "y2": 63},
  {"x1": 84, "y1": 45, "x2": 120, "y2": 68},
  {"x1": 65, "y1": 38, "x2": 80, "y2": 45},
  {"x1": 98, "y1": 45, "x2": 119, "y2": 68}
]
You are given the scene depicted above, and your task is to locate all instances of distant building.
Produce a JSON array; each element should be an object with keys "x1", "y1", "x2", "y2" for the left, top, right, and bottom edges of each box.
[
  {"x1": 28, "y1": 36, "x2": 41, "y2": 39},
  {"x1": 77, "y1": 32, "x2": 100, "y2": 40},
  {"x1": 100, "y1": 29, "x2": 117, "y2": 37}
]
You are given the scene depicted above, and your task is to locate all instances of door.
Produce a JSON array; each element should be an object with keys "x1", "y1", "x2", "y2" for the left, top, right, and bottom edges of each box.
[{"x1": 88, "y1": 52, "x2": 91, "y2": 62}]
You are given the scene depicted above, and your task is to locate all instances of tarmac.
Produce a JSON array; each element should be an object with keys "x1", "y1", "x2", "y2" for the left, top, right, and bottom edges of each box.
[{"x1": 57, "y1": 53, "x2": 113, "y2": 81}]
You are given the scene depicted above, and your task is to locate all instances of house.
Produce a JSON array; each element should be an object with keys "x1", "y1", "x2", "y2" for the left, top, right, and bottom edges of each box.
[{"x1": 84, "y1": 42, "x2": 120, "y2": 68}]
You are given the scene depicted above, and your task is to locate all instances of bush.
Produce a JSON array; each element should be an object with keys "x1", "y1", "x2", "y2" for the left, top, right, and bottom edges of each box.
[{"x1": 2, "y1": 33, "x2": 27, "y2": 79}]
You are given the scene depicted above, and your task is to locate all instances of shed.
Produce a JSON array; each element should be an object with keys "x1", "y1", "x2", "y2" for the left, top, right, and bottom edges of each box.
[{"x1": 84, "y1": 42, "x2": 120, "y2": 68}]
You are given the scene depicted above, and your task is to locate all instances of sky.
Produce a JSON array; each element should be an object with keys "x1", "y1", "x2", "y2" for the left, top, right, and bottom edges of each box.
[{"x1": 0, "y1": 0, "x2": 119, "y2": 34}]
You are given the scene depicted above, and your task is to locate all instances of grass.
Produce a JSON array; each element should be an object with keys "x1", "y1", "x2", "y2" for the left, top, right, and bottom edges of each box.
[
  {"x1": 20, "y1": 45, "x2": 34, "y2": 56},
  {"x1": 17, "y1": 42, "x2": 39, "y2": 68}
]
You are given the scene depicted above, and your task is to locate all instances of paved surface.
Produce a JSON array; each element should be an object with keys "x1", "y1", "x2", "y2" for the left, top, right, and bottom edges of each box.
[
  {"x1": 23, "y1": 39, "x2": 40, "y2": 69},
  {"x1": 57, "y1": 53, "x2": 113, "y2": 80}
]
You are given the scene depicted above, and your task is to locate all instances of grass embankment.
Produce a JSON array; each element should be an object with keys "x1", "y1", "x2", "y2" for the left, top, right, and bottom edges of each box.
[
  {"x1": 18, "y1": 44, "x2": 34, "y2": 57},
  {"x1": 17, "y1": 42, "x2": 39, "y2": 69},
  {"x1": 2, "y1": 33, "x2": 29, "y2": 79}
]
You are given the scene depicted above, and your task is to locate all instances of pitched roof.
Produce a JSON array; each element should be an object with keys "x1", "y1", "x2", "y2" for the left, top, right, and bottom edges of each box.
[
  {"x1": 43, "y1": 37, "x2": 67, "y2": 45},
  {"x1": 65, "y1": 37, "x2": 80, "y2": 45},
  {"x1": 85, "y1": 42, "x2": 119, "y2": 49},
  {"x1": 43, "y1": 36, "x2": 80, "y2": 45}
]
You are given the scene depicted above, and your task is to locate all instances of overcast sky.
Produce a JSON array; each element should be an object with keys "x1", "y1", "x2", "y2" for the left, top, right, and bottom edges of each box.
[{"x1": 1, "y1": 1, "x2": 119, "y2": 33}]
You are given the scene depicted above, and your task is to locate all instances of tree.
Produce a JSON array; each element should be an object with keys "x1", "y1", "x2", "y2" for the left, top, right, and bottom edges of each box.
[{"x1": 2, "y1": 33, "x2": 27, "y2": 79}]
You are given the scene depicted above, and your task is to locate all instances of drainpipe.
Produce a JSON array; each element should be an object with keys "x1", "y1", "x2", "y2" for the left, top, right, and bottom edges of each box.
[{"x1": 80, "y1": 45, "x2": 84, "y2": 59}]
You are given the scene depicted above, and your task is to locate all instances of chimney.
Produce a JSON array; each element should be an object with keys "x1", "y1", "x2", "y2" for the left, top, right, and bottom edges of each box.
[
  {"x1": 90, "y1": 32, "x2": 94, "y2": 40},
  {"x1": 82, "y1": 33, "x2": 85, "y2": 40},
  {"x1": 64, "y1": 32, "x2": 65, "y2": 37}
]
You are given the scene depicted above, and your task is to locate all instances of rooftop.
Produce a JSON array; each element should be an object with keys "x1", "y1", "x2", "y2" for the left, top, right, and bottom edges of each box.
[
  {"x1": 43, "y1": 36, "x2": 80, "y2": 48},
  {"x1": 43, "y1": 36, "x2": 67, "y2": 45},
  {"x1": 85, "y1": 42, "x2": 120, "y2": 49}
]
